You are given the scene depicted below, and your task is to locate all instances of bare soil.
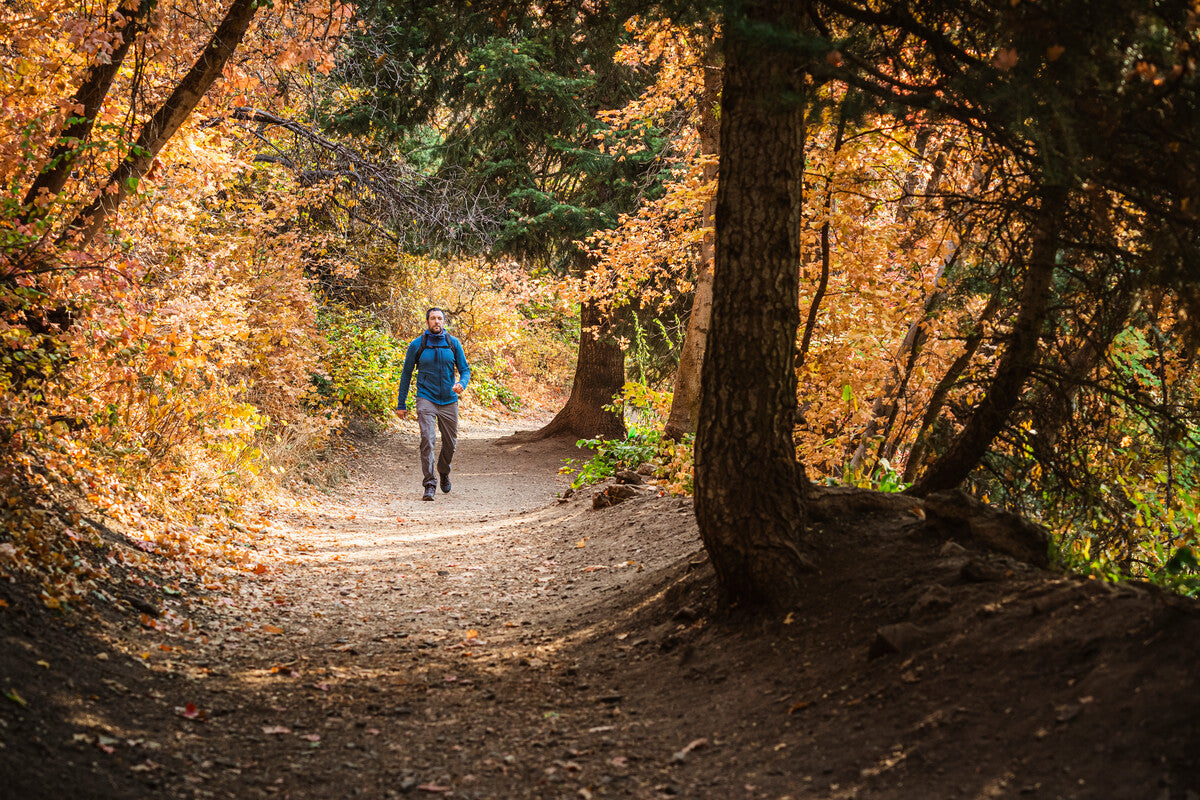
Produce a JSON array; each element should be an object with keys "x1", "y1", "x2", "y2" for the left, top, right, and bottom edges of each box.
[{"x1": 2, "y1": 421, "x2": 1199, "y2": 800}]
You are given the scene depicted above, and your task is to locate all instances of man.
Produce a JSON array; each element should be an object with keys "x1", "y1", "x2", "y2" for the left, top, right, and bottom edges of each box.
[{"x1": 395, "y1": 308, "x2": 471, "y2": 501}]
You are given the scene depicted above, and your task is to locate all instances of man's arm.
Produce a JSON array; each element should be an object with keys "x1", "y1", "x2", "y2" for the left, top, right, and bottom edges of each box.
[
  {"x1": 452, "y1": 338, "x2": 471, "y2": 395},
  {"x1": 395, "y1": 339, "x2": 419, "y2": 416}
]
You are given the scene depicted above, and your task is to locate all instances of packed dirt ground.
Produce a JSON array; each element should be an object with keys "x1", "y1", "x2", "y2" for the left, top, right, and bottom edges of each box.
[{"x1": 2, "y1": 419, "x2": 1199, "y2": 799}]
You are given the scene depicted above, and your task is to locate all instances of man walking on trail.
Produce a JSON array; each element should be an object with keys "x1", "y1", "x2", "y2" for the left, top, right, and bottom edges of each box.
[{"x1": 395, "y1": 308, "x2": 471, "y2": 501}]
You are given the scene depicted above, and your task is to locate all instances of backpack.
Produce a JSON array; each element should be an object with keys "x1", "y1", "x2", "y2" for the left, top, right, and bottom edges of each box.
[{"x1": 414, "y1": 332, "x2": 452, "y2": 368}]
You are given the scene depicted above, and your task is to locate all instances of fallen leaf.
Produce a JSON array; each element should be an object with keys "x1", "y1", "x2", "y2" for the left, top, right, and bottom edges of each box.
[
  {"x1": 262, "y1": 725, "x2": 292, "y2": 735},
  {"x1": 262, "y1": 624, "x2": 284, "y2": 635},
  {"x1": 176, "y1": 702, "x2": 204, "y2": 720},
  {"x1": 251, "y1": 564, "x2": 268, "y2": 575},
  {"x1": 417, "y1": 784, "x2": 451, "y2": 793}
]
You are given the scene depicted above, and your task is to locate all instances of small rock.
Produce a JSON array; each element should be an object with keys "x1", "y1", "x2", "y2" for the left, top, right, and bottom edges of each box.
[
  {"x1": 673, "y1": 606, "x2": 698, "y2": 623},
  {"x1": 960, "y1": 559, "x2": 1007, "y2": 583},
  {"x1": 1055, "y1": 704, "x2": 1082, "y2": 723},
  {"x1": 909, "y1": 585, "x2": 952, "y2": 617},
  {"x1": 938, "y1": 541, "x2": 968, "y2": 558},
  {"x1": 636, "y1": 462, "x2": 656, "y2": 476},
  {"x1": 868, "y1": 622, "x2": 930, "y2": 659},
  {"x1": 593, "y1": 484, "x2": 641, "y2": 509},
  {"x1": 614, "y1": 469, "x2": 645, "y2": 485}
]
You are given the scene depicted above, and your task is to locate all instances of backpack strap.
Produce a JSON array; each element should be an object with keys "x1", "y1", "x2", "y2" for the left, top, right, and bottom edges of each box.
[{"x1": 414, "y1": 332, "x2": 429, "y2": 365}]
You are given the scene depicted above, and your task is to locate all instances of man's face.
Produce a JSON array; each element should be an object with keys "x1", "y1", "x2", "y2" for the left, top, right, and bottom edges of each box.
[{"x1": 427, "y1": 311, "x2": 445, "y2": 333}]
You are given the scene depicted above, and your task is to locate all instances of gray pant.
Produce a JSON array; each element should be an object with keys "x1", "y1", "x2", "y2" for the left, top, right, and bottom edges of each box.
[{"x1": 415, "y1": 397, "x2": 458, "y2": 489}]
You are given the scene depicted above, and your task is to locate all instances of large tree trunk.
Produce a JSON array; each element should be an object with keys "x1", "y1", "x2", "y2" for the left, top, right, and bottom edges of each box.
[
  {"x1": 20, "y1": 0, "x2": 157, "y2": 221},
  {"x1": 694, "y1": 1, "x2": 811, "y2": 610},
  {"x1": 509, "y1": 298, "x2": 625, "y2": 441},
  {"x1": 663, "y1": 46, "x2": 721, "y2": 441},
  {"x1": 63, "y1": 0, "x2": 260, "y2": 247},
  {"x1": 908, "y1": 186, "x2": 1067, "y2": 496}
]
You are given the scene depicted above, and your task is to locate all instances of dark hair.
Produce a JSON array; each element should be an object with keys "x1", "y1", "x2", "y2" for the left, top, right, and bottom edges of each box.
[{"x1": 425, "y1": 307, "x2": 445, "y2": 321}]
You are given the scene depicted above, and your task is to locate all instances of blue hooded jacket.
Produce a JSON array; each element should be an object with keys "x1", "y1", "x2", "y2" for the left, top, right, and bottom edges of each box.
[{"x1": 396, "y1": 331, "x2": 471, "y2": 410}]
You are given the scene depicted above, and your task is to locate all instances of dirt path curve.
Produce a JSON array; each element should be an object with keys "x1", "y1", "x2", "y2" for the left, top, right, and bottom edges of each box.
[
  {"x1": 173, "y1": 422, "x2": 705, "y2": 799},
  {"x1": 8, "y1": 417, "x2": 1200, "y2": 799}
]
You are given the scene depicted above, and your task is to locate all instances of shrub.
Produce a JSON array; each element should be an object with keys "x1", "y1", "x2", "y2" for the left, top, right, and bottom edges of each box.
[{"x1": 315, "y1": 305, "x2": 407, "y2": 421}]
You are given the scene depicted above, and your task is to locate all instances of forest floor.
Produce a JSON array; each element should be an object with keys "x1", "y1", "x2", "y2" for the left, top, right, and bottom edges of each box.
[{"x1": 2, "y1": 416, "x2": 1200, "y2": 800}]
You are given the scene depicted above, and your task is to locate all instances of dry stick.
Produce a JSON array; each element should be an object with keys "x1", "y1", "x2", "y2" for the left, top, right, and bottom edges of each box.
[
  {"x1": 901, "y1": 292, "x2": 1002, "y2": 484},
  {"x1": 796, "y1": 109, "x2": 847, "y2": 368},
  {"x1": 848, "y1": 155, "x2": 984, "y2": 473},
  {"x1": 61, "y1": 0, "x2": 261, "y2": 248},
  {"x1": 663, "y1": 46, "x2": 721, "y2": 441},
  {"x1": 1030, "y1": 286, "x2": 1140, "y2": 452},
  {"x1": 908, "y1": 185, "x2": 1068, "y2": 496},
  {"x1": 228, "y1": 108, "x2": 499, "y2": 251}
]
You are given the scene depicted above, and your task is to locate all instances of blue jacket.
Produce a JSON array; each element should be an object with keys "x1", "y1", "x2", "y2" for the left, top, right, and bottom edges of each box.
[{"x1": 397, "y1": 331, "x2": 471, "y2": 410}]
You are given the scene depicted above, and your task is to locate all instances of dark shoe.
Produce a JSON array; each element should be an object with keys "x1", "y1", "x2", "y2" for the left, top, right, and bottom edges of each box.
[
  {"x1": 440, "y1": 473, "x2": 451, "y2": 493},
  {"x1": 421, "y1": 487, "x2": 435, "y2": 501}
]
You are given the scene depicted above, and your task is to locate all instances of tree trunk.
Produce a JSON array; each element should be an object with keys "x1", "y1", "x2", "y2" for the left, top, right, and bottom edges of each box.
[
  {"x1": 63, "y1": 0, "x2": 260, "y2": 247},
  {"x1": 901, "y1": 292, "x2": 1002, "y2": 483},
  {"x1": 850, "y1": 159, "x2": 984, "y2": 471},
  {"x1": 20, "y1": 0, "x2": 157, "y2": 220},
  {"x1": 797, "y1": 109, "x2": 846, "y2": 368},
  {"x1": 848, "y1": 241, "x2": 954, "y2": 470},
  {"x1": 1029, "y1": 286, "x2": 1140, "y2": 451},
  {"x1": 694, "y1": 1, "x2": 811, "y2": 611},
  {"x1": 510, "y1": 298, "x2": 625, "y2": 441},
  {"x1": 663, "y1": 46, "x2": 721, "y2": 441},
  {"x1": 908, "y1": 185, "x2": 1067, "y2": 496}
]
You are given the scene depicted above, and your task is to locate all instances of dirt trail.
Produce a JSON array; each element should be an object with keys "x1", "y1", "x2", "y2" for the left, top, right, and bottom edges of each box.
[{"x1": 4, "y1": 421, "x2": 1200, "y2": 800}]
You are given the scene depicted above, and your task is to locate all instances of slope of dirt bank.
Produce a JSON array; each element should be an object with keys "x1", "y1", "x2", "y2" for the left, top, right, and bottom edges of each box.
[{"x1": 2, "y1": 423, "x2": 1198, "y2": 800}]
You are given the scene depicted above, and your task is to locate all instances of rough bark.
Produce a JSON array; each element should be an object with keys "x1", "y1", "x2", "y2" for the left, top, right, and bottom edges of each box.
[
  {"x1": 663, "y1": 47, "x2": 721, "y2": 442},
  {"x1": 694, "y1": 1, "x2": 812, "y2": 611},
  {"x1": 20, "y1": 0, "x2": 156, "y2": 219},
  {"x1": 500, "y1": 299, "x2": 625, "y2": 443},
  {"x1": 908, "y1": 186, "x2": 1067, "y2": 496},
  {"x1": 63, "y1": 0, "x2": 260, "y2": 247}
]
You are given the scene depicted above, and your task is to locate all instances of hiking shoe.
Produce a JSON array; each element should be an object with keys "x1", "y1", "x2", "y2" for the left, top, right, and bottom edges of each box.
[
  {"x1": 421, "y1": 487, "x2": 435, "y2": 501},
  {"x1": 440, "y1": 473, "x2": 451, "y2": 494}
]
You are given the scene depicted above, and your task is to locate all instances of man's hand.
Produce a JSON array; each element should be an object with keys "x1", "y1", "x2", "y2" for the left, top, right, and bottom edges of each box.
[
  {"x1": 395, "y1": 408, "x2": 408, "y2": 419},
  {"x1": 453, "y1": 382, "x2": 464, "y2": 395}
]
